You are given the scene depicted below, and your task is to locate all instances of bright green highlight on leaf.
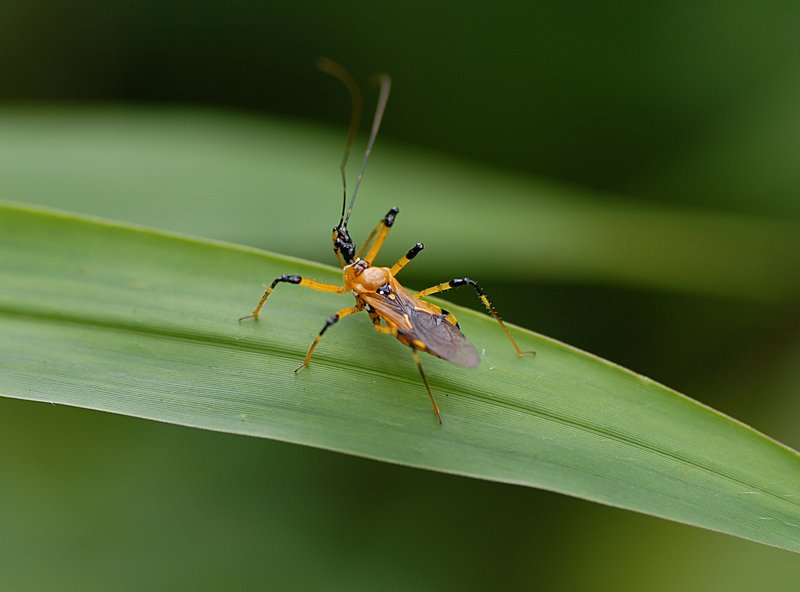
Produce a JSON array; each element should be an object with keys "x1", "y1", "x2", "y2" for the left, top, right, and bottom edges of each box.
[{"x1": 1, "y1": 202, "x2": 799, "y2": 553}]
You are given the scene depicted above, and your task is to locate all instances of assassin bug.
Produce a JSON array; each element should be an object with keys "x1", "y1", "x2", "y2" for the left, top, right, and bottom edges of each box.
[{"x1": 240, "y1": 58, "x2": 533, "y2": 423}]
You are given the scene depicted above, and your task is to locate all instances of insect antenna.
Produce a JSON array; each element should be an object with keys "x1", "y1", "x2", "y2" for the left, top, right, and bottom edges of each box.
[
  {"x1": 315, "y1": 57, "x2": 363, "y2": 229},
  {"x1": 318, "y1": 59, "x2": 392, "y2": 265},
  {"x1": 345, "y1": 72, "x2": 391, "y2": 227}
]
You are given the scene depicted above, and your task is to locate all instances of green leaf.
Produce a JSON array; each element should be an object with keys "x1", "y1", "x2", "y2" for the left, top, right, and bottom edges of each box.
[
  {"x1": 2, "y1": 201, "x2": 799, "y2": 553},
  {"x1": 2, "y1": 107, "x2": 799, "y2": 301}
]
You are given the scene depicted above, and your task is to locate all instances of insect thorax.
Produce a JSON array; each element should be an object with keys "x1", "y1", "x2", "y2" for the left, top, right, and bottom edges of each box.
[{"x1": 343, "y1": 260, "x2": 392, "y2": 293}]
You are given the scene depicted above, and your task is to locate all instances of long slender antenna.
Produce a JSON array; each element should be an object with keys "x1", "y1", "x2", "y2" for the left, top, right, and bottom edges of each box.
[
  {"x1": 316, "y1": 57, "x2": 363, "y2": 227},
  {"x1": 345, "y1": 73, "x2": 391, "y2": 226}
]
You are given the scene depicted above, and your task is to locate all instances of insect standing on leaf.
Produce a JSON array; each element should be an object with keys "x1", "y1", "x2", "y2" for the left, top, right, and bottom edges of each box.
[{"x1": 240, "y1": 58, "x2": 533, "y2": 423}]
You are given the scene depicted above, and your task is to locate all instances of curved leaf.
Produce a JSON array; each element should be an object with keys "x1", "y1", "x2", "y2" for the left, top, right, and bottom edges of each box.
[{"x1": 1, "y1": 202, "x2": 799, "y2": 552}]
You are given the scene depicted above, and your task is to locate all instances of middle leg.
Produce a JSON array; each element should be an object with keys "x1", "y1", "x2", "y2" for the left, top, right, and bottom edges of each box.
[
  {"x1": 415, "y1": 277, "x2": 534, "y2": 357},
  {"x1": 295, "y1": 305, "x2": 362, "y2": 372},
  {"x1": 239, "y1": 274, "x2": 345, "y2": 322}
]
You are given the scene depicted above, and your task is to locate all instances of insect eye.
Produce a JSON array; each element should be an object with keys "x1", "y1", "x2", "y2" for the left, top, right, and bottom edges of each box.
[{"x1": 334, "y1": 236, "x2": 356, "y2": 263}]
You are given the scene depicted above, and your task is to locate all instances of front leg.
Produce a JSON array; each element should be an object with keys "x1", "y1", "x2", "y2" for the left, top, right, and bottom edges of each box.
[
  {"x1": 357, "y1": 207, "x2": 399, "y2": 264},
  {"x1": 389, "y1": 242, "x2": 424, "y2": 276}
]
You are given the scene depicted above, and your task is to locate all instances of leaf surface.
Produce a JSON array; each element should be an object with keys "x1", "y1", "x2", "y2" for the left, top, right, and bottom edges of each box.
[{"x1": 1, "y1": 202, "x2": 799, "y2": 552}]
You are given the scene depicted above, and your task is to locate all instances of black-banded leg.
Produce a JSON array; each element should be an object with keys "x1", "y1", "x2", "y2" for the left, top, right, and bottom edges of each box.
[
  {"x1": 295, "y1": 305, "x2": 362, "y2": 372},
  {"x1": 390, "y1": 242, "x2": 424, "y2": 276},
  {"x1": 239, "y1": 275, "x2": 345, "y2": 321},
  {"x1": 371, "y1": 320, "x2": 442, "y2": 424},
  {"x1": 426, "y1": 303, "x2": 460, "y2": 329},
  {"x1": 357, "y1": 207, "x2": 399, "y2": 264},
  {"x1": 415, "y1": 277, "x2": 534, "y2": 357},
  {"x1": 392, "y1": 288, "x2": 459, "y2": 328}
]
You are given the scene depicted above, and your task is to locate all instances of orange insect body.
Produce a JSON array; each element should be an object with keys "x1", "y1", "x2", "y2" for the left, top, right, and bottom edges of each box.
[
  {"x1": 240, "y1": 59, "x2": 532, "y2": 423},
  {"x1": 343, "y1": 261, "x2": 391, "y2": 293},
  {"x1": 346, "y1": 258, "x2": 480, "y2": 369}
]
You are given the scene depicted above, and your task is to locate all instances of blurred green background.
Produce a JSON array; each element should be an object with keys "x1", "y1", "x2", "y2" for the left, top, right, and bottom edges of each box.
[{"x1": 1, "y1": 1, "x2": 799, "y2": 590}]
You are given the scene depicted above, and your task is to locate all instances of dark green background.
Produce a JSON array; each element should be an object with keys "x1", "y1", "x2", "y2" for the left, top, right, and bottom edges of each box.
[{"x1": 2, "y1": 1, "x2": 799, "y2": 590}]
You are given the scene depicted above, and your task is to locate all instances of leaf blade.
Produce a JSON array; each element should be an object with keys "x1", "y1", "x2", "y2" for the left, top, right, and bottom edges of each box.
[{"x1": 1, "y1": 201, "x2": 799, "y2": 552}]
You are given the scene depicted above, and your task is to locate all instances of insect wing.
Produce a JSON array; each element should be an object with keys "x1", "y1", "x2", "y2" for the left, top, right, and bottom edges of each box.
[
  {"x1": 363, "y1": 288, "x2": 480, "y2": 368},
  {"x1": 407, "y1": 305, "x2": 480, "y2": 368}
]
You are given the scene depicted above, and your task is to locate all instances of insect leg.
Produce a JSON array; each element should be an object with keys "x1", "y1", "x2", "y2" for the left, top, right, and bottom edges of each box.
[
  {"x1": 411, "y1": 349, "x2": 442, "y2": 424},
  {"x1": 369, "y1": 320, "x2": 441, "y2": 423},
  {"x1": 239, "y1": 275, "x2": 346, "y2": 321},
  {"x1": 371, "y1": 321, "x2": 428, "y2": 352},
  {"x1": 415, "y1": 278, "x2": 534, "y2": 357},
  {"x1": 389, "y1": 242, "x2": 424, "y2": 276},
  {"x1": 438, "y1": 306, "x2": 460, "y2": 329},
  {"x1": 357, "y1": 207, "x2": 399, "y2": 263},
  {"x1": 403, "y1": 295, "x2": 459, "y2": 328},
  {"x1": 295, "y1": 305, "x2": 362, "y2": 372},
  {"x1": 370, "y1": 320, "x2": 393, "y2": 334}
]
